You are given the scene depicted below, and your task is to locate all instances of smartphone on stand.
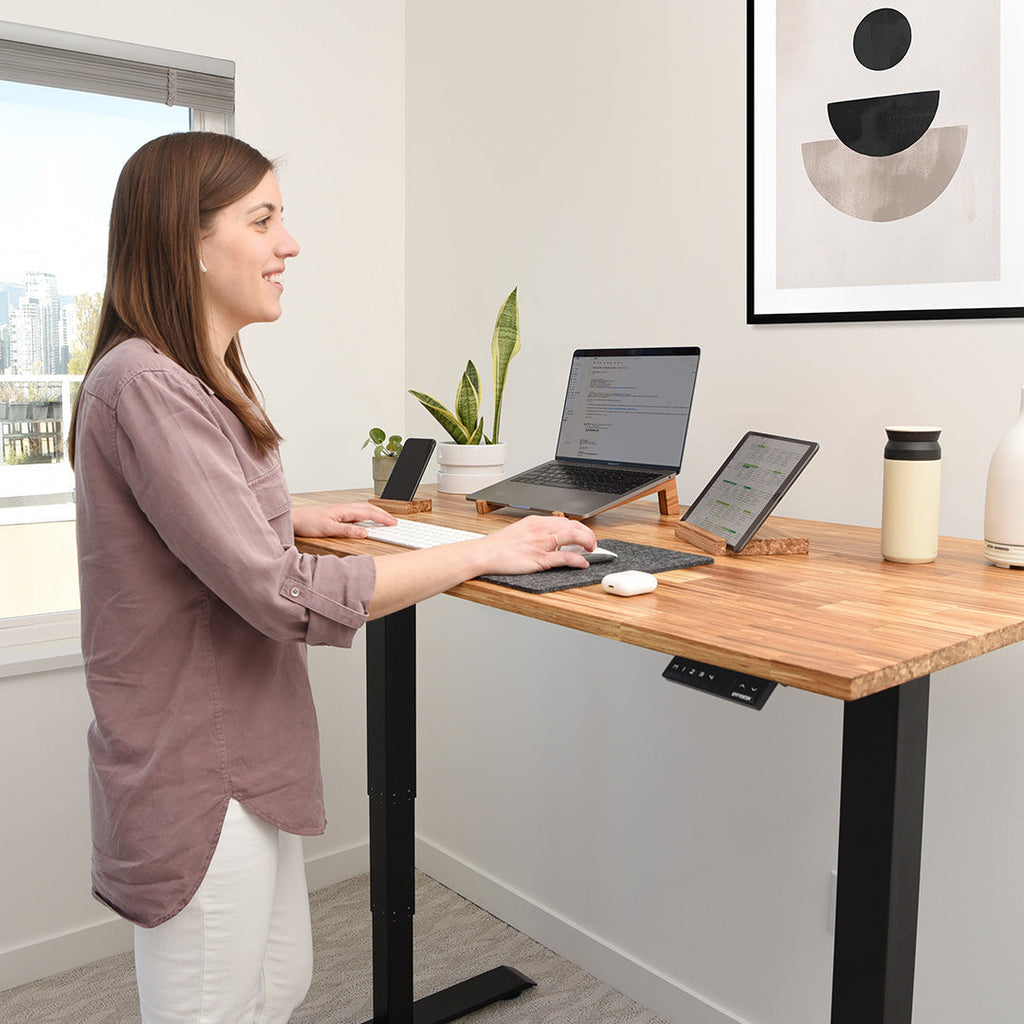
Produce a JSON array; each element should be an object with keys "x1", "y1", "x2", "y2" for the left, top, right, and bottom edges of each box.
[{"x1": 379, "y1": 438, "x2": 437, "y2": 500}]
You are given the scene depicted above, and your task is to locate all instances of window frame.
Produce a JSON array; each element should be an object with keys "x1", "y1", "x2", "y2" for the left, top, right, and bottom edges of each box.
[
  {"x1": 0, "y1": 20, "x2": 234, "y2": 123},
  {"x1": 0, "y1": 610, "x2": 82, "y2": 678},
  {"x1": 0, "y1": 21, "x2": 235, "y2": 663}
]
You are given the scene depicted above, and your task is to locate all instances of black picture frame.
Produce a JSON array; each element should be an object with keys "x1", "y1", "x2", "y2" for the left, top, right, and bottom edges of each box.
[{"x1": 747, "y1": 0, "x2": 1020, "y2": 324}]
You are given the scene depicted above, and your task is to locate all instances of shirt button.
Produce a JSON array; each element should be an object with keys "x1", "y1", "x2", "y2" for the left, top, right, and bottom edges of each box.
[{"x1": 290, "y1": 587, "x2": 301, "y2": 598}]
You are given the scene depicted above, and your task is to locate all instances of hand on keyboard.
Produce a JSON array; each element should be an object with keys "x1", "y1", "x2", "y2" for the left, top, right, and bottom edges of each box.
[{"x1": 292, "y1": 501, "x2": 397, "y2": 539}]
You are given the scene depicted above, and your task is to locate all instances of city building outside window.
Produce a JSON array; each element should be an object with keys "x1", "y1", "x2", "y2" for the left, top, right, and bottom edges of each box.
[{"x1": 0, "y1": 22, "x2": 234, "y2": 629}]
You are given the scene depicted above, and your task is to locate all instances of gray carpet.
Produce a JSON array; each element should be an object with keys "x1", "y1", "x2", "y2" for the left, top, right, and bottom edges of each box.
[{"x1": 0, "y1": 871, "x2": 669, "y2": 1023}]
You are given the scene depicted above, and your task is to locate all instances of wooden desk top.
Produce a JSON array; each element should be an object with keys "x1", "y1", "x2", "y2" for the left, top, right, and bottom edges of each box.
[{"x1": 293, "y1": 487, "x2": 1024, "y2": 701}]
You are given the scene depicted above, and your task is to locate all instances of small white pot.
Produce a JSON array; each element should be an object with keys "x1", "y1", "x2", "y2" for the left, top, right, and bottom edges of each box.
[{"x1": 435, "y1": 442, "x2": 507, "y2": 494}]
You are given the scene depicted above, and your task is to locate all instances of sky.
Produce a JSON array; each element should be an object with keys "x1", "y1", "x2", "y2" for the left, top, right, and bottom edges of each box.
[{"x1": 1, "y1": 80, "x2": 188, "y2": 296}]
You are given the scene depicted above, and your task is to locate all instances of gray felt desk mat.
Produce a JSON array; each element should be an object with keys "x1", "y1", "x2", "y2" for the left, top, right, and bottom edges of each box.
[{"x1": 479, "y1": 538, "x2": 713, "y2": 594}]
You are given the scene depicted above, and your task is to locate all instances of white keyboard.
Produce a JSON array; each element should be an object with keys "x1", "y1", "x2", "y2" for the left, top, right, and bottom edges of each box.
[{"x1": 361, "y1": 518, "x2": 485, "y2": 549}]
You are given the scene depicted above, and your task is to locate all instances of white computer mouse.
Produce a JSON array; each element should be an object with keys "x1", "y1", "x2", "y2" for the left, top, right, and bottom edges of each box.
[
  {"x1": 600, "y1": 570, "x2": 658, "y2": 596},
  {"x1": 560, "y1": 544, "x2": 618, "y2": 564}
]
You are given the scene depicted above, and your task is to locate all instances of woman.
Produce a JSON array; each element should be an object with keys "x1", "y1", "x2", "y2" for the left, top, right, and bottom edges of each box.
[{"x1": 70, "y1": 131, "x2": 594, "y2": 1024}]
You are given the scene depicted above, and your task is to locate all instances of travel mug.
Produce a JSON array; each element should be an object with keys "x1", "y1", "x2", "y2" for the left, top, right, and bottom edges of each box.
[{"x1": 881, "y1": 426, "x2": 941, "y2": 563}]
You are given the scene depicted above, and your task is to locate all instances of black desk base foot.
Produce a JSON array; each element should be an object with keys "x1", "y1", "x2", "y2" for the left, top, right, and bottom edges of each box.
[{"x1": 363, "y1": 966, "x2": 535, "y2": 1024}]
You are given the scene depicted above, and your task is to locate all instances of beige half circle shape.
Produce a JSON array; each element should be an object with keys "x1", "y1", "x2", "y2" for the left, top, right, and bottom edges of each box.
[{"x1": 802, "y1": 125, "x2": 968, "y2": 222}]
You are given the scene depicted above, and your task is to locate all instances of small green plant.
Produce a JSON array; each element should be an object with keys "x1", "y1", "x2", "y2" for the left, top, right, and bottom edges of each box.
[
  {"x1": 361, "y1": 428, "x2": 403, "y2": 458},
  {"x1": 410, "y1": 287, "x2": 521, "y2": 445}
]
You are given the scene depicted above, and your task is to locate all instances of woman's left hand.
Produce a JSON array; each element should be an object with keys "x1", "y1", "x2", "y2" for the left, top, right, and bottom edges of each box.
[{"x1": 291, "y1": 502, "x2": 397, "y2": 539}]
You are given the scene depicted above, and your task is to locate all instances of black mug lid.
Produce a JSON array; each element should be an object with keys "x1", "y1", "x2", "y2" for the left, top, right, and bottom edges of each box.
[
  {"x1": 885, "y1": 426, "x2": 941, "y2": 442},
  {"x1": 884, "y1": 426, "x2": 941, "y2": 460}
]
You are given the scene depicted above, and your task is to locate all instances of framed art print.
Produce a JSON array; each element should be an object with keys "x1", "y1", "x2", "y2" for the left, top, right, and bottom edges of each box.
[{"x1": 748, "y1": 1, "x2": 1024, "y2": 323}]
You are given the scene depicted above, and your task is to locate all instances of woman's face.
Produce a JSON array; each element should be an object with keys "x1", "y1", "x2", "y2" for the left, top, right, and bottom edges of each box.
[{"x1": 200, "y1": 169, "x2": 300, "y2": 356}]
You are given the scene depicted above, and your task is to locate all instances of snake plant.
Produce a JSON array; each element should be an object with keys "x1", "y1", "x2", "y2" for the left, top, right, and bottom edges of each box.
[{"x1": 410, "y1": 287, "x2": 521, "y2": 445}]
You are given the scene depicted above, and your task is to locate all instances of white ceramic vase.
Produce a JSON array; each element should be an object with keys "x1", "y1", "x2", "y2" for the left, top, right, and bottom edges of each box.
[
  {"x1": 984, "y1": 386, "x2": 1024, "y2": 567},
  {"x1": 435, "y1": 442, "x2": 507, "y2": 494}
]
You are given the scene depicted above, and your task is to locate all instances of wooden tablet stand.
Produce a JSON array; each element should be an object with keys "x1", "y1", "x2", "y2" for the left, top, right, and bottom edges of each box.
[
  {"x1": 473, "y1": 478, "x2": 680, "y2": 519},
  {"x1": 674, "y1": 519, "x2": 809, "y2": 556},
  {"x1": 369, "y1": 497, "x2": 432, "y2": 515}
]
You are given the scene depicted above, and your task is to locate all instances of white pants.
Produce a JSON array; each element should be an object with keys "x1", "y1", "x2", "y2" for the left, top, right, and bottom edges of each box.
[{"x1": 134, "y1": 799, "x2": 313, "y2": 1024}]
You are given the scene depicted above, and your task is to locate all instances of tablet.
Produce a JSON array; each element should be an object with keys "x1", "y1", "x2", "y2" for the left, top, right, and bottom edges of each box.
[{"x1": 681, "y1": 432, "x2": 819, "y2": 552}]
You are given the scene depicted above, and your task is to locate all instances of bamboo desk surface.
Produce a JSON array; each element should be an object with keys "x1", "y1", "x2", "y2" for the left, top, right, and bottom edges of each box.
[{"x1": 292, "y1": 487, "x2": 1024, "y2": 702}]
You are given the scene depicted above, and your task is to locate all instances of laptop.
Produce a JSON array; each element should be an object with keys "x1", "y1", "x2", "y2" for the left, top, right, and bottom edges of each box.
[{"x1": 467, "y1": 346, "x2": 700, "y2": 519}]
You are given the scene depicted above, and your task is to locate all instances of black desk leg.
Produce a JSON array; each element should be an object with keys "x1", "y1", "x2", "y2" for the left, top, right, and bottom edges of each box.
[
  {"x1": 366, "y1": 608, "x2": 417, "y2": 1023},
  {"x1": 363, "y1": 609, "x2": 535, "y2": 1024},
  {"x1": 831, "y1": 675, "x2": 929, "y2": 1024}
]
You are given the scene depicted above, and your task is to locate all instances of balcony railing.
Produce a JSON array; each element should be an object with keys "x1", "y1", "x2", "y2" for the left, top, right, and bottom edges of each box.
[{"x1": 0, "y1": 376, "x2": 83, "y2": 524}]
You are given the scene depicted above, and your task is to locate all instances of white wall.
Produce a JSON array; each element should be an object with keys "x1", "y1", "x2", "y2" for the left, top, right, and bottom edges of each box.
[
  {"x1": 405, "y1": 3, "x2": 1024, "y2": 1024},
  {"x1": 0, "y1": 0, "x2": 404, "y2": 989},
  {"x1": 4, "y1": 2, "x2": 1024, "y2": 1023}
]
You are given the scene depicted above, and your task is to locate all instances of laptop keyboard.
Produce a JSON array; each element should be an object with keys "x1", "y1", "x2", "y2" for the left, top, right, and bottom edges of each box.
[{"x1": 511, "y1": 463, "x2": 662, "y2": 493}]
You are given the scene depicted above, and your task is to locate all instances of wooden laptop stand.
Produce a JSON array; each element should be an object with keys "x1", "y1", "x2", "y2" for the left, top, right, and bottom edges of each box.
[{"x1": 474, "y1": 478, "x2": 681, "y2": 519}]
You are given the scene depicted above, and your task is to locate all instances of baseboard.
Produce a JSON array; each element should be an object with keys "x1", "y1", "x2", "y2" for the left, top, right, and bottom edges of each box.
[
  {"x1": 0, "y1": 841, "x2": 370, "y2": 994},
  {"x1": 304, "y1": 840, "x2": 370, "y2": 892},
  {"x1": 0, "y1": 916, "x2": 133, "y2": 993},
  {"x1": 3, "y1": 837, "x2": 739, "y2": 1021},
  {"x1": 415, "y1": 836, "x2": 750, "y2": 1024}
]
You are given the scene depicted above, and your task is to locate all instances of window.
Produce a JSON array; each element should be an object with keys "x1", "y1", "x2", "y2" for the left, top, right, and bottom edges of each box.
[{"x1": 0, "y1": 22, "x2": 234, "y2": 627}]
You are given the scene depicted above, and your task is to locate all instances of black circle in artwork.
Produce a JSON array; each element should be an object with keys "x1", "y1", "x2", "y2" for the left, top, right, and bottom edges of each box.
[{"x1": 853, "y1": 8, "x2": 912, "y2": 71}]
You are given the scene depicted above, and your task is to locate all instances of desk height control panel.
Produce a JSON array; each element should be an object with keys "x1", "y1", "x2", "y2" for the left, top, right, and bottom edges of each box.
[{"x1": 662, "y1": 656, "x2": 777, "y2": 710}]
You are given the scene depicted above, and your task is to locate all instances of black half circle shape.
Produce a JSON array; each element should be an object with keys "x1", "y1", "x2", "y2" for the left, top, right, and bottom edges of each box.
[{"x1": 827, "y1": 90, "x2": 939, "y2": 157}]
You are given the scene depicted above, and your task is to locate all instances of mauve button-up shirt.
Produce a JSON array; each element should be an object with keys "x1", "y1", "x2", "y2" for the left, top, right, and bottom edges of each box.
[{"x1": 74, "y1": 338, "x2": 376, "y2": 927}]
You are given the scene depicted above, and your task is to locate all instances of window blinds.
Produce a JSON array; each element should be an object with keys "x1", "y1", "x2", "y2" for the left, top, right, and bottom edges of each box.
[{"x1": 0, "y1": 21, "x2": 234, "y2": 113}]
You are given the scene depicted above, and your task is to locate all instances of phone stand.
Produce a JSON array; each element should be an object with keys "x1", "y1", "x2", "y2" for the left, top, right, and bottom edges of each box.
[
  {"x1": 474, "y1": 479, "x2": 680, "y2": 519},
  {"x1": 674, "y1": 519, "x2": 809, "y2": 556},
  {"x1": 369, "y1": 497, "x2": 432, "y2": 515}
]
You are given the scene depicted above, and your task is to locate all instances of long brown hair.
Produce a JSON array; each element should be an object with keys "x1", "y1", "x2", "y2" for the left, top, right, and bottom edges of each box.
[{"x1": 69, "y1": 132, "x2": 283, "y2": 465}]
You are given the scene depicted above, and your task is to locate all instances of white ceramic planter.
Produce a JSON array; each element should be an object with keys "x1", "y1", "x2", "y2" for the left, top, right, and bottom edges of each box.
[{"x1": 435, "y1": 442, "x2": 507, "y2": 494}]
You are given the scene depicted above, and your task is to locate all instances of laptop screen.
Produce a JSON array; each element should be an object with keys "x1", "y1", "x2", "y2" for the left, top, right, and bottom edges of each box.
[{"x1": 554, "y1": 347, "x2": 700, "y2": 469}]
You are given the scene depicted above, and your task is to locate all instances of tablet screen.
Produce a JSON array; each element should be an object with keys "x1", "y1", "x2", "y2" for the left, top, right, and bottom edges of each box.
[{"x1": 682, "y1": 432, "x2": 818, "y2": 551}]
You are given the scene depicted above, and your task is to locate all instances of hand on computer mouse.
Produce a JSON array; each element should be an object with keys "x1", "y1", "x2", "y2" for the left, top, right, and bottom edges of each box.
[
  {"x1": 474, "y1": 516, "x2": 596, "y2": 574},
  {"x1": 559, "y1": 543, "x2": 618, "y2": 564}
]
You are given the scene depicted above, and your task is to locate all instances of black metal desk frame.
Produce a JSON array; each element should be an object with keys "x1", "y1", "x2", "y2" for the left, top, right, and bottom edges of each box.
[
  {"x1": 364, "y1": 608, "x2": 534, "y2": 1024},
  {"x1": 364, "y1": 607, "x2": 929, "y2": 1024}
]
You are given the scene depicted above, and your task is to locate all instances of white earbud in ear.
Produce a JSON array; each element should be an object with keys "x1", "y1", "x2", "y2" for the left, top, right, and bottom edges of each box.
[{"x1": 199, "y1": 259, "x2": 208, "y2": 273}]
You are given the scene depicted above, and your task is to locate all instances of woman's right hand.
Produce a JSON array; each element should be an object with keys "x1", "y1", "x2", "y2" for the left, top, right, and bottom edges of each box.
[
  {"x1": 366, "y1": 515, "x2": 597, "y2": 619},
  {"x1": 468, "y1": 515, "x2": 597, "y2": 575}
]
